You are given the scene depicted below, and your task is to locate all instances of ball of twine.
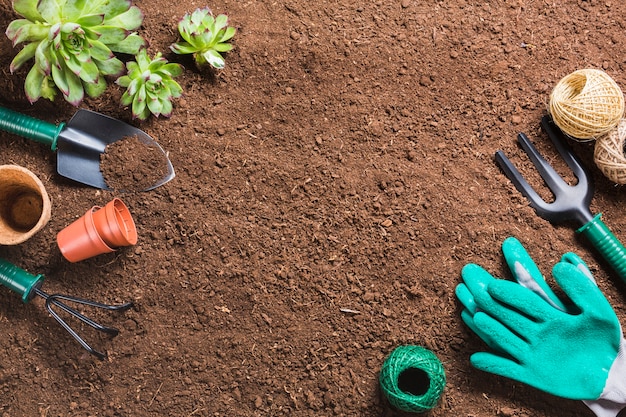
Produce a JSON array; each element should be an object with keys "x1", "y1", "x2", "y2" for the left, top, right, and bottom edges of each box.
[
  {"x1": 379, "y1": 345, "x2": 446, "y2": 413},
  {"x1": 594, "y1": 118, "x2": 626, "y2": 184},
  {"x1": 548, "y1": 69, "x2": 624, "y2": 140}
]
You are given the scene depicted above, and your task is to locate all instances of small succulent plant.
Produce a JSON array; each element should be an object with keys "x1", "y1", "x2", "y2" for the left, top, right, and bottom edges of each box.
[
  {"x1": 170, "y1": 7, "x2": 236, "y2": 70},
  {"x1": 6, "y1": 0, "x2": 146, "y2": 105},
  {"x1": 116, "y1": 49, "x2": 183, "y2": 120}
]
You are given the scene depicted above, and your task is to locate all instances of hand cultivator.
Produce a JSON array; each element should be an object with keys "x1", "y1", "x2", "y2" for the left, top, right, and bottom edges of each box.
[
  {"x1": 495, "y1": 115, "x2": 626, "y2": 282},
  {"x1": 0, "y1": 259, "x2": 132, "y2": 360}
]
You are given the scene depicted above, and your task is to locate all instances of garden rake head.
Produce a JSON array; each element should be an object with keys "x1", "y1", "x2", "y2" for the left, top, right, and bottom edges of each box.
[
  {"x1": 494, "y1": 115, "x2": 595, "y2": 227},
  {"x1": 34, "y1": 288, "x2": 133, "y2": 360},
  {"x1": 0, "y1": 259, "x2": 133, "y2": 360},
  {"x1": 494, "y1": 114, "x2": 626, "y2": 284}
]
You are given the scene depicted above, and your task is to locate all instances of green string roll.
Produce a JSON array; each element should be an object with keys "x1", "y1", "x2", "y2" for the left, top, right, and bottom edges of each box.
[{"x1": 379, "y1": 345, "x2": 446, "y2": 413}]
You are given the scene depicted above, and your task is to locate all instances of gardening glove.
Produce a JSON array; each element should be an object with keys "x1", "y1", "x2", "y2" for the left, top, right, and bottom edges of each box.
[
  {"x1": 456, "y1": 236, "x2": 573, "y2": 346},
  {"x1": 456, "y1": 237, "x2": 598, "y2": 361},
  {"x1": 456, "y1": 237, "x2": 626, "y2": 417},
  {"x1": 456, "y1": 237, "x2": 590, "y2": 316}
]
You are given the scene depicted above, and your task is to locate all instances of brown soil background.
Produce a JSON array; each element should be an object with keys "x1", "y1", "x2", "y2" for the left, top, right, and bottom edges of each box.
[
  {"x1": 0, "y1": 1, "x2": 625, "y2": 416},
  {"x1": 101, "y1": 135, "x2": 171, "y2": 192}
]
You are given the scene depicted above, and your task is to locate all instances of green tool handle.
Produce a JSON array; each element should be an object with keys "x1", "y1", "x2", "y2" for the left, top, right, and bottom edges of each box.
[
  {"x1": 578, "y1": 213, "x2": 626, "y2": 284},
  {"x1": 0, "y1": 258, "x2": 44, "y2": 303},
  {"x1": 0, "y1": 106, "x2": 64, "y2": 151}
]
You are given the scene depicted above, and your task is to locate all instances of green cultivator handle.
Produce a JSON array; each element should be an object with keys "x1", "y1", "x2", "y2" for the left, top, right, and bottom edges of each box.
[
  {"x1": 578, "y1": 214, "x2": 626, "y2": 284},
  {"x1": 0, "y1": 258, "x2": 133, "y2": 359},
  {"x1": 0, "y1": 258, "x2": 44, "y2": 303},
  {"x1": 0, "y1": 106, "x2": 64, "y2": 150}
]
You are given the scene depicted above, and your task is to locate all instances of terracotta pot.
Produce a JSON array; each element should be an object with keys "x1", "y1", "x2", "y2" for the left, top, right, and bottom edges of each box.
[
  {"x1": 91, "y1": 198, "x2": 138, "y2": 247},
  {"x1": 57, "y1": 198, "x2": 137, "y2": 262},
  {"x1": 0, "y1": 165, "x2": 51, "y2": 245}
]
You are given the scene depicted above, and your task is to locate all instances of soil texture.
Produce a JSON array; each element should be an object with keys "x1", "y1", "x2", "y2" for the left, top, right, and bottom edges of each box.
[
  {"x1": 1, "y1": 1, "x2": 626, "y2": 416},
  {"x1": 101, "y1": 135, "x2": 171, "y2": 192}
]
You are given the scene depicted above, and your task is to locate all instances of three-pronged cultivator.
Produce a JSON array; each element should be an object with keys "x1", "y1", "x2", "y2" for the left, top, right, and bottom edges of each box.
[
  {"x1": 495, "y1": 115, "x2": 626, "y2": 282},
  {"x1": 0, "y1": 259, "x2": 133, "y2": 359}
]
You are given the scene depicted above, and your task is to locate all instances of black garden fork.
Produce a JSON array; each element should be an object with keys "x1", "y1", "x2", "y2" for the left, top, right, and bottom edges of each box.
[{"x1": 495, "y1": 115, "x2": 626, "y2": 283}]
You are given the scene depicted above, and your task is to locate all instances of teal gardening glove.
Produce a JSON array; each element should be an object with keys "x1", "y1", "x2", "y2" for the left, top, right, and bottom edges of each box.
[{"x1": 456, "y1": 237, "x2": 626, "y2": 417}]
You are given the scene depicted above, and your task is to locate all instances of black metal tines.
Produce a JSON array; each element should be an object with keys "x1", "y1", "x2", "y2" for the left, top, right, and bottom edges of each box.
[{"x1": 33, "y1": 287, "x2": 133, "y2": 360}]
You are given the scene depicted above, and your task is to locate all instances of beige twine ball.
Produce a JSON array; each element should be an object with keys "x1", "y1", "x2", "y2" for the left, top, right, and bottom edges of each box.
[
  {"x1": 594, "y1": 118, "x2": 626, "y2": 184},
  {"x1": 549, "y1": 69, "x2": 625, "y2": 140}
]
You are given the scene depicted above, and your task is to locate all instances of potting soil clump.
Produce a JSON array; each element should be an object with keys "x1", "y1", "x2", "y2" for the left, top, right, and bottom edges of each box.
[{"x1": 100, "y1": 135, "x2": 169, "y2": 191}]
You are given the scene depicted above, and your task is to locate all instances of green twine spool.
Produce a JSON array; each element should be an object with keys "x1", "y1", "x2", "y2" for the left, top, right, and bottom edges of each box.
[{"x1": 379, "y1": 345, "x2": 446, "y2": 413}]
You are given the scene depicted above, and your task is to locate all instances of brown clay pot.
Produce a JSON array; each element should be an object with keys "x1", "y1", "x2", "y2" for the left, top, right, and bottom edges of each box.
[{"x1": 0, "y1": 165, "x2": 51, "y2": 245}]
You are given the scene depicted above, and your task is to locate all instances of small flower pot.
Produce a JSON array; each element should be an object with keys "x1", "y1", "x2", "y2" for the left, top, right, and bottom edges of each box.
[
  {"x1": 0, "y1": 165, "x2": 51, "y2": 245},
  {"x1": 57, "y1": 198, "x2": 137, "y2": 262},
  {"x1": 91, "y1": 198, "x2": 138, "y2": 248}
]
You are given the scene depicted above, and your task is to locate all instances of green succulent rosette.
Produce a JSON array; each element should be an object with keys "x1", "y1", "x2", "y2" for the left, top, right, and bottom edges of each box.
[
  {"x1": 170, "y1": 7, "x2": 236, "y2": 69},
  {"x1": 117, "y1": 49, "x2": 183, "y2": 121},
  {"x1": 6, "y1": 0, "x2": 146, "y2": 105}
]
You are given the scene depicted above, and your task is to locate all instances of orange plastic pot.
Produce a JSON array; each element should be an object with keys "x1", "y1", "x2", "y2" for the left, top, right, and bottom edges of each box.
[
  {"x1": 57, "y1": 198, "x2": 137, "y2": 262},
  {"x1": 0, "y1": 165, "x2": 51, "y2": 245},
  {"x1": 91, "y1": 198, "x2": 138, "y2": 247}
]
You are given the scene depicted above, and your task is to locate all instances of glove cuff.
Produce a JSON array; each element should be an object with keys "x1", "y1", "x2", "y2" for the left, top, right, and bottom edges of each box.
[
  {"x1": 583, "y1": 399, "x2": 626, "y2": 417},
  {"x1": 584, "y1": 338, "x2": 626, "y2": 417}
]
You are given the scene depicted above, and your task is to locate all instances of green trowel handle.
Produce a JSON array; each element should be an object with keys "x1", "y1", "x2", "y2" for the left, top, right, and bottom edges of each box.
[
  {"x1": 0, "y1": 106, "x2": 65, "y2": 151},
  {"x1": 578, "y1": 214, "x2": 626, "y2": 284},
  {"x1": 0, "y1": 258, "x2": 43, "y2": 303}
]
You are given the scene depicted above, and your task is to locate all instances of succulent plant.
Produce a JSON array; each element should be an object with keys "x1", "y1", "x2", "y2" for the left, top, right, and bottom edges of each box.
[
  {"x1": 116, "y1": 49, "x2": 183, "y2": 120},
  {"x1": 6, "y1": 0, "x2": 147, "y2": 105},
  {"x1": 170, "y1": 7, "x2": 236, "y2": 70}
]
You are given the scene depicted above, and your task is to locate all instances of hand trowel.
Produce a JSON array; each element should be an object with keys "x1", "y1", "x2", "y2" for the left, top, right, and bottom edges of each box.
[{"x1": 0, "y1": 106, "x2": 175, "y2": 191}]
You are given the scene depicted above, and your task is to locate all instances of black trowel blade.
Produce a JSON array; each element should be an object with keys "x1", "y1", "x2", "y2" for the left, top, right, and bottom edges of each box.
[{"x1": 55, "y1": 109, "x2": 175, "y2": 190}]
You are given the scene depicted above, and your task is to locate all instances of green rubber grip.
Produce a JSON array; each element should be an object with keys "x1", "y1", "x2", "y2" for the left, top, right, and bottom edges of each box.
[
  {"x1": 577, "y1": 213, "x2": 626, "y2": 283},
  {"x1": 0, "y1": 106, "x2": 64, "y2": 151},
  {"x1": 0, "y1": 258, "x2": 44, "y2": 303}
]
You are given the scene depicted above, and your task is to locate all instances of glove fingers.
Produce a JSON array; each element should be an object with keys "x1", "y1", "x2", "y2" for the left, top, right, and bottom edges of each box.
[
  {"x1": 560, "y1": 252, "x2": 595, "y2": 284},
  {"x1": 502, "y1": 237, "x2": 566, "y2": 310},
  {"x1": 502, "y1": 237, "x2": 543, "y2": 283},
  {"x1": 552, "y1": 262, "x2": 614, "y2": 315},
  {"x1": 473, "y1": 311, "x2": 526, "y2": 360},
  {"x1": 487, "y1": 279, "x2": 556, "y2": 320},
  {"x1": 460, "y1": 309, "x2": 481, "y2": 336},
  {"x1": 456, "y1": 283, "x2": 478, "y2": 313},
  {"x1": 474, "y1": 295, "x2": 537, "y2": 341},
  {"x1": 461, "y1": 263, "x2": 498, "y2": 308},
  {"x1": 470, "y1": 351, "x2": 524, "y2": 383},
  {"x1": 461, "y1": 309, "x2": 509, "y2": 355}
]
